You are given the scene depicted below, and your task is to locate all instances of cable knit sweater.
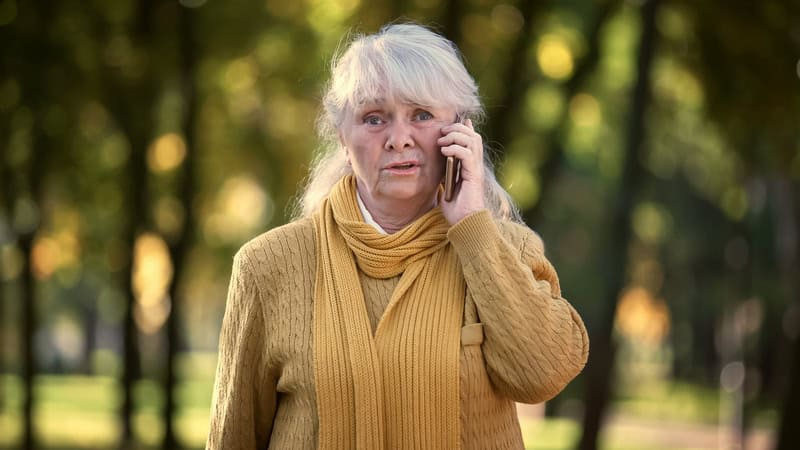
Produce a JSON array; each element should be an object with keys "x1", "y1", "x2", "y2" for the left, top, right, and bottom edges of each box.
[{"x1": 207, "y1": 210, "x2": 589, "y2": 449}]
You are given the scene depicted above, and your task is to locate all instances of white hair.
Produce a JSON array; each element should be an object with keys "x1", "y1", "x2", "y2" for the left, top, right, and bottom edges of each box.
[{"x1": 292, "y1": 22, "x2": 522, "y2": 223}]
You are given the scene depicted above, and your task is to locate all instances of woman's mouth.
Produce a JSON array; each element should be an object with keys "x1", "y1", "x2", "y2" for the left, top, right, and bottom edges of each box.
[{"x1": 385, "y1": 161, "x2": 419, "y2": 174}]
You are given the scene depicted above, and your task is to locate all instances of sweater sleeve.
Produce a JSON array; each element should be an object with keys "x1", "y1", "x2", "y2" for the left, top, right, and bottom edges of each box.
[
  {"x1": 447, "y1": 210, "x2": 589, "y2": 404},
  {"x1": 206, "y1": 249, "x2": 276, "y2": 449}
]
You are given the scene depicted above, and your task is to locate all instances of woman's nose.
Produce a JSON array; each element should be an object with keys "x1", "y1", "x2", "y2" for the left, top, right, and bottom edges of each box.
[{"x1": 384, "y1": 120, "x2": 415, "y2": 151}]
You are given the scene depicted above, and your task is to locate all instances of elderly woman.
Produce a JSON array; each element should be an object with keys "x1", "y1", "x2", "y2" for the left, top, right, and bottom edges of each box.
[{"x1": 207, "y1": 23, "x2": 588, "y2": 449}]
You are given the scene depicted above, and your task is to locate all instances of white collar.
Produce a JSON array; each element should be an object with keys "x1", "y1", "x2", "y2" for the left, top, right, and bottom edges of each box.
[{"x1": 356, "y1": 191, "x2": 388, "y2": 234}]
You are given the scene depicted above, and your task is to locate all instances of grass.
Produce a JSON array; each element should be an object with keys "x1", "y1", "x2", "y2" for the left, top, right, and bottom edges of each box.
[
  {"x1": 520, "y1": 416, "x2": 580, "y2": 450},
  {"x1": 0, "y1": 356, "x2": 778, "y2": 450},
  {"x1": 518, "y1": 379, "x2": 777, "y2": 450},
  {"x1": 0, "y1": 374, "x2": 213, "y2": 449},
  {"x1": 0, "y1": 352, "x2": 217, "y2": 450},
  {"x1": 614, "y1": 379, "x2": 721, "y2": 423},
  {"x1": 613, "y1": 378, "x2": 777, "y2": 428}
]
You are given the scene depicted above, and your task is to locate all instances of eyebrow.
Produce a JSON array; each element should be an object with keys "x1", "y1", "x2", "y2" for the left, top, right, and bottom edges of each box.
[
  {"x1": 355, "y1": 97, "x2": 385, "y2": 106},
  {"x1": 353, "y1": 99, "x2": 438, "y2": 116}
]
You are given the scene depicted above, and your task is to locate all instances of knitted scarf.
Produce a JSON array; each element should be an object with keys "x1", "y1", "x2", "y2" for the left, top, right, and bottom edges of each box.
[{"x1": 312, "y1": 175, "x2": 465, "y2": 449}]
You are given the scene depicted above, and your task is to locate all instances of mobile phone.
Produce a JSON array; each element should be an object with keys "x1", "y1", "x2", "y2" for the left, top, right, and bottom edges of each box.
[
  {"x1": 444, "y1": 155, "x2": 461, "y2": 202},
  {"x1": 444, "y1": 115, "x2": 465, "y2": 202}
]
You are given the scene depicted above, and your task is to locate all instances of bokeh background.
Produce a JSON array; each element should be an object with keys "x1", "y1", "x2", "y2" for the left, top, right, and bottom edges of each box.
[{"x1": 2, "y1": 0, "x2": 799, "y2": 449}]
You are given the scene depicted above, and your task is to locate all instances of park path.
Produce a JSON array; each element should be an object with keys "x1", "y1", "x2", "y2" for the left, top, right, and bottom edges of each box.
[{"x1": 517, "y1": 403, "x2": 774, "y2": 450}]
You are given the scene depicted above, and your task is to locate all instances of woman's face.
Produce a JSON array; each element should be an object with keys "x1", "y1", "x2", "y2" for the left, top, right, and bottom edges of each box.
[{"x1": 339, "y1": 98, "x2": 457, "y2": 208}]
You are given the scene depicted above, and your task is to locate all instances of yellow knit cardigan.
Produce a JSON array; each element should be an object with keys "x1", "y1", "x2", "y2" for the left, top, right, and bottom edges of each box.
[{"x1": 207, "y1": 210, "x2": 589, "y2": 449}]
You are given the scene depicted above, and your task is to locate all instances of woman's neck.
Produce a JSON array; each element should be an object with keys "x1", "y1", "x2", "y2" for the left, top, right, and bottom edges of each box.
[{"x1": 357, "y1": 188, "x2": 437, "y2": 234}]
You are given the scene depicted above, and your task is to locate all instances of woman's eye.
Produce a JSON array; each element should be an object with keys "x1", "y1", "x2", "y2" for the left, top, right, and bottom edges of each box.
[
  {"x1": 364, "y1": 115, "x2": 383, "y2": 125},
  {"x1": 415, "y1": 111, "x2": 433, "y2": 121}
]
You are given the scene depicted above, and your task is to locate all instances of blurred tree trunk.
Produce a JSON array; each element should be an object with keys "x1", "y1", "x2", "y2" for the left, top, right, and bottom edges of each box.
[
  {"x1": 691, "y1": 268, "x2": 719, "y2": 384},
  {"x1": 18, "y1": 213, "x2": 37, "y2": 450},
  {"x1": 660, "y1": 179, "x2": 725, "y2": 385},
  {"x1": 162, "y1": 4, "x2": 199, "y2": 449},
  {"x1": 12, "y1": 2, "x2": 55, "y2": 448},
  {"x1": 738, "y1": 176, "x2": 775, "y2": 445},
  {"x1": 777, "y1": 310, "x2": 800, "y2": 450},
  {"x1": 439, "y1": 0, "x2": 465, "y2": 48},
  {"x1": 81, "y1": 304, "x2": 99, "y2": 374},
  {"x1": 774, "y1": 177, "x2": 800, "y2": 450},
  {"x1": 482, "y1": 0, "x2": 541, "y2": 153},
  {"x1": 100, "y1": 0, "x2": 158, "y2": 446},
  {"x1": 0, "y1": 46, "x2": 11, "y2": 414},
  {"x1": 719, "y1": 216, "x2": 754, "y2": 450},
  {"x1": 17, "y1": 91, "x2": 49, "y2": 450},
  {"x1": 0, "y1": 186, "x2": 5, "y2": 416},
  {"x1": 523, "y1": 0, "x2": 618, "y2": 226},
  {"x1": 116, "y1": 108, "x2": 149, "y2": 449},
  {"x1": 576, "y1": 0, "x2": 660, "y2": 449}
]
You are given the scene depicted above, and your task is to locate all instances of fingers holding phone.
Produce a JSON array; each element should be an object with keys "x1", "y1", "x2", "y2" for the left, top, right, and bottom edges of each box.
[{"x1": 438, "y1": 118, "x2": 486, "y2": 224}]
